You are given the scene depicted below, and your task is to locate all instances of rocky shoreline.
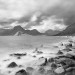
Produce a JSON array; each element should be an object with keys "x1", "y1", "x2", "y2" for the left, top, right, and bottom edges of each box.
[{"x1": 0, "y1": 37, "x2": 75, "y2": 75}]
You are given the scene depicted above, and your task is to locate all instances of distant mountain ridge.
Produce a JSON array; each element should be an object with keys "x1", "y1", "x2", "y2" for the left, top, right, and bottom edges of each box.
[
  {"x1": 0, "y1": 24, "x2": 75, "y2": 36},
  {"x1": 56, "y1": 24, "x2": 75, "y2": 36},
  {"x1": 0, "y1": 26, "x2": 42, "y2": 36}
]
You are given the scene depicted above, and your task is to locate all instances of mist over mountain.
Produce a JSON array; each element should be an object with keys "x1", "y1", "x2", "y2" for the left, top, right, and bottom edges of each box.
[{"x1": 56, "y1": 23, "x2": 75, "y2": 36}]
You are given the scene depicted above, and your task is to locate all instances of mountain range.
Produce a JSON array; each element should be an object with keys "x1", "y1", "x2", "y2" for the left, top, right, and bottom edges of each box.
[
  {"x1": 0, "y1": 24, "x2": 75, "y2": 36},
  {"x1": 56, "y1": 24, "x2": 75, "y2": 36},
  {"x1": 0, "y1": 26, "x2": 43, "y2": 36}
]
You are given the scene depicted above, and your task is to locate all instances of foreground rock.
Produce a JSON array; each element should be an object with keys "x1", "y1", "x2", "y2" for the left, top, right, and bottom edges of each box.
[
  {"x1": 54, "y1": 67, "x2": 65, "y2": 74},
  {"x1": 10, "y1": 53, "x2": 27, "y2": 57},
  {"x1": 15, "y1": 69, "x2": 27, "y2": 75},
  {"x1": 26, "y1": 67, "x2": 34, "y2": 75},
  {"x1": 8, "y1": 62, "x2": 18, "y2": 68},
  {"x1": 57, "y1": 50, "x2": 63, "y2": 55},
  {"x1": 34, "y1": 57, "x2": 47, "y2": 66},
  {"x1": 33, "y1": 48, "x2": 43, "y2": 55}
]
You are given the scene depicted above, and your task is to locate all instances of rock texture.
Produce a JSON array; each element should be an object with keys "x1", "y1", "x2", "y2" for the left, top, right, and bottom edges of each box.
[
  {"x1": 8, "y1": 62, "x2": 18, "y2": 68},
  {"x1": 15, "y1": 69, "x2": 27, "y2": 75}
]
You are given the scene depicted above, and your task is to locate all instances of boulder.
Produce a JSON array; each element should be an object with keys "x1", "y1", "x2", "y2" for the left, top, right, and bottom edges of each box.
[
  {"x1": 35, "y1": 57, "x2": 47, "y2": 66},
  {"x1": 51, "y1": 63, "x2": 57, "y2": 70},
  {"x1": 48, "y1": 58, "x2": 54, "y2": 63},
  {"x1": 57, "y1": 50, "x2": 63, "y2": 55},
  {"x1": 8, "y1": 62, "x2": 18, "y2": 68},
  {"x1": 38, "y1": 67, "x2": 46, "y2": 74},
  {"x1": 65, "y1": 68, "x2": 75, "y2": 75},
  {"x1": 54, "y1": 67, "x2": 65, "y2": 74},
  {"x1": 26, "y1": 67, "x2": 34, "y2": 72},
  {"x1": 15, "y1": 69, "x2": 27, "y2": 75},
  {"x1": 33, "y1": 48, "x2": 43, "y2": 54},
  {"x1": 46, "y1": 70, "x2": 56, "y2": 75},
  {"x1": 26, "y1": 67, "x2": 34, "y2": 75},
  {"x1": 66, "y1": 43, "x2": 72, "y2": 48},
  {"x1": 63, "y1": 48, "x2": 72, "y2": 52},
  {"x1": 65, "y1": 53, "x2": 75, "y2": 60}
]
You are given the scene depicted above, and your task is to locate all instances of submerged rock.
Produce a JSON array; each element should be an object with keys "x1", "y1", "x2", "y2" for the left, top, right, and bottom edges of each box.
[
  {"x1": 15, "y1": 69, "x2": 27, "y2": 75},
  {"x1": 8, "y1": 62, "x2": 18, "y2": 68}
]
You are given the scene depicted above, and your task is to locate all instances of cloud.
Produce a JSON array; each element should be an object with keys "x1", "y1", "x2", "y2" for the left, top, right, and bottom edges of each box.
[
  {"x1": 9, "y1": 21, "x2": 28, "y2": 28},
  {"x1": 0, "y1": 0, "x2": 75, "y2": 22},
  {"x1": 29, "y1": 16, "x2": 67, "y2": 33},
  {"x1": 30, "y1": 12, "x2": 42, "y2": 22}
]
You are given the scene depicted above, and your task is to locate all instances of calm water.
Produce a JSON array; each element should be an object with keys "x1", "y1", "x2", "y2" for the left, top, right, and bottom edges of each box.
[
  {"x1": 0, "y1": 35, "x2": 68, "y2": 61},
  {"x1": 0, "y1": 36, "x2": 68, "y2": 48}
]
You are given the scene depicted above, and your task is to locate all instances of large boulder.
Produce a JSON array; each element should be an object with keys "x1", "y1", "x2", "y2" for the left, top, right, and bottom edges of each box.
[
  {"x1": 35, "y1": 57, "x2": 47, "y2": 66},
  {"x1": 15, "y1": 69, "x2": 27, "y2": 75},
  {"x1": 54, "y1": 67, "x2": 65, "y2": 74},
  {"x1": 8, "y1": 62, "x2": 18, "y2": 68},
  {"x1": 26, "y1": 67, "x2": 34, "y2": 75}
]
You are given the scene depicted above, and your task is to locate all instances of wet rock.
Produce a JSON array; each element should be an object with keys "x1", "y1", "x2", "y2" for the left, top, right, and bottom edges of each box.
[
  {"x1": 51, "y1": 63, "x2": 57, "y2": 70},
  {"x1": 8, "y1": 62, "x2": 18, "y2": 68},
  {"x1": 57, "y1": 50, "x2": 63, "y2": 55},
  {"x1": 10, "y1": 53, "x2": 27, "y2": 57},
  {"x1": 65, "y1": 53, "x2": 75, "y2": 60},
  {"x1": 8, "y1": 71, "x2": 11, "y2": 73},
  {"x1": 48, "y1": 58, "x2": 54, "y2": 63},
  {"x1": 33, "y1": 55, "x2": 36, "y2": 58},
  {"x1": 26, "y1": 67, "x2": 34, "y2": 72},
  {"x1": 63, "y1": 48, "x2": 72, "y2": 52},
  {"x1": 17, "y1": 56, "x2": 21, "y2": 59},
  {"x1": 40, "y1": 57, "x2": 47, "y2": 66},
  {"x1": 65, "y1": 68, "x2": 75, "y2": 75},
  {"x1": 18, "y1": 65, "x2": 23, "y2": 68},
  {"x1": 46, "y1": 70, "x2": 56, "y2": 75},
  {"x1": 3, "y1": 59, "x2": 10, "y2": 62},
  {"x1": 54, "y1": 67, "x2": 65, "y2": 74},
  {"x1": 66, "y1": 67, "x2": 74, "y2": 72},
  {"x1": 35, "y1": 57, "x2": 47, "y2": 66},
  {"x1": 38, "y1": 67, "x2": 46, "y2": 74},
  {"x1": 26, "y1": 67, "x2": 34, "y2": 75},
  {"x1": 66, "y1": 43, "x2": 72, "y2": 48},
  {"x1": 33, "y1": 48, "x2": 43, "y2": 54},
  {"x1": 15, "y1": 69, "x2": 27, "y2": 75}
]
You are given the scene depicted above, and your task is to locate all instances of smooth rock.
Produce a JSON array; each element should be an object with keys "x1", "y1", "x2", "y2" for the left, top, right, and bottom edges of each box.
[
  {"x1": 15, "y1": 69, "x2": 27, "y2": 75},
  {"x1": 54, "y1": 67, "x2": 65, "y2": 74}
]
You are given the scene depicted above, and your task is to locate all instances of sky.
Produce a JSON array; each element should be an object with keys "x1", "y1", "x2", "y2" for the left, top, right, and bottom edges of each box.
[{"x1": 0, "y1": 0, "x2": 75, "y2": 32}]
